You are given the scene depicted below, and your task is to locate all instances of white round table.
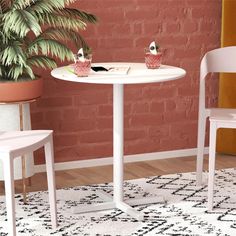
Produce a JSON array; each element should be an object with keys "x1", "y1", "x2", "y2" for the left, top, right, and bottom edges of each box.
[{"x1": 51, "y1": 62, "x2": 186, "y2": 220}]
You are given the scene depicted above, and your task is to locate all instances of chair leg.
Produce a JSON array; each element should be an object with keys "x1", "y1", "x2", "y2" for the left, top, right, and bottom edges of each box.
[
  {"x1": 3, "y1": 155, "x2": 16, "y2": 236},
  {"x1": 44, "y1": 135, "x2": 57, "y2": 229},
  {"x1": 196, "y1": 114, "x2": 207, "y2": 186},
  {"x1": 208, "y1": 121, "x2": 217, "y2": 211}
]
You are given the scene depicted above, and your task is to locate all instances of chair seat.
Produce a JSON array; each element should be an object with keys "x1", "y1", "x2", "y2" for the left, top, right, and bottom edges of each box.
[
  {"x1": 210, "y1": 108, "x2": 236, "y2": 122},
  {"x1": 0, "y1": 129, "x2": 57, "y2": 235},
  {"x1": 0, "y1": 130, "x2": 53, "y2": 156}
]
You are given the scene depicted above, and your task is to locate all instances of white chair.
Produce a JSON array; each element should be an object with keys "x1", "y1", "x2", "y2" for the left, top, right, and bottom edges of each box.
[
  {"x1": 196, "y1": 46, "x2": 236, "y2": 210},
  {"x1": 0, "y1": 130, "x2": 57, "y2": 236}
]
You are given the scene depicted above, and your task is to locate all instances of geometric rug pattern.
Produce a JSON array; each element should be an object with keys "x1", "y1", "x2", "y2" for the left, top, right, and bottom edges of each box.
[{"x1": 1, "y1": 168, "x2": 236, "y2": 235}]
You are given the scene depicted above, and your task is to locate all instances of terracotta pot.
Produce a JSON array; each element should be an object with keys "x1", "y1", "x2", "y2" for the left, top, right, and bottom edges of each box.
[{"x1": 0, "y1": 78, "x2": 43, "y2": 102}]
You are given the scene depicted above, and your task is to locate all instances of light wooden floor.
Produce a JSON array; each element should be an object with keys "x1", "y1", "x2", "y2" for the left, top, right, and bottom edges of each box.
[{"x1": 0, "y1": 154, "x2": 235, "y2": 196}]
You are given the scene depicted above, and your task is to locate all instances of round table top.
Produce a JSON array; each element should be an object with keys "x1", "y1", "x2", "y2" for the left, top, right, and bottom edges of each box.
[{"x1": 51, "y1": 62, "x2": 186, "y2": 85}]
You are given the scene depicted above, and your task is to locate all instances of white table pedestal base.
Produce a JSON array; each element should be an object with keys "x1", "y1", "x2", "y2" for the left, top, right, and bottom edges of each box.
[
  {"x1": 72, "y1": 201, "x2": 143, "y2": 220},
  {"x1": 97, "y1": 190, "x2": 166, "y2": 207},
  {"x1": 71, "y1": 190, "x2": 166, "y2": 221},
  {"x1": 71, "y1": 85, "x2": 165, "y2": 221}
]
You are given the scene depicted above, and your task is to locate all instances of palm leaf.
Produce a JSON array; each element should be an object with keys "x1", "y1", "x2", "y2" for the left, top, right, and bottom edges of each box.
[
  {"x1": 7, "y1": 64, "x2": 35, "y2": 80},
  {"x1": 0, "y1": 40, "x2": 27, "y2": 66},
  {"x1": 36, "y1": 12, "x2": 87, "y2": 31},
  {"x1": 26, "y1": 0, "x2": 65, "y2": 14},
  {"x1": 0, "y1": 65, "x2": 4, "y2": 77},
  {"x1": 0, "y1": 65, "x2": 9, "y2": 80},
  {"x1": 11, "y1": 0, "x2": 32, "y2": 10},
  {"x1": 3, "y1": 9, "x2": 41, "y2": 37},
  {"x1": 27, "y1": 55, "x2": 57, "y2": 69},
  {"x1": 0, "y1": 30, "x2": 6, "y2": 45},
  {"x1": 0, "y1": 0, "x2": 10, "y2": 13},
  {"x1": 28, "y1": 37, "x2": 74, "y2": 61},
  {"x1": 7, "y1": 64, "x2": 24, "y2": 80},
  {"x1": 23, "y1": 65, "x2": 35, "y2": 79},
  {"x1": 12, "y1": 0, "x2": 63, "y2": 11},
  {"x1": 64, "y1": 0, "x2": 76, "y2": 5},
  {"x1": 58, "y1": 8, "x2": 97, "y2": 24},
  {"x1": 40, "y1": 27, "x2": 88, "y2": 48}
]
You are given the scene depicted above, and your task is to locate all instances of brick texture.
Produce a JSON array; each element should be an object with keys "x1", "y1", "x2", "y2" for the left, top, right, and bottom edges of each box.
[{"x1": 31, "y1": 0, "x2": 221, "y2": 164}]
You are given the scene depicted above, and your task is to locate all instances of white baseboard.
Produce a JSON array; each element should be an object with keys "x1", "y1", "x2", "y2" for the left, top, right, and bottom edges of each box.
[{"x1": 34, "y1": 147, "x2": 209, "y2": 173}]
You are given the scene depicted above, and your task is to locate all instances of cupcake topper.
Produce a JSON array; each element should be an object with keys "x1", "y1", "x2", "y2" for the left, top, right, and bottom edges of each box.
[
  {"x1": 77, "y1": 48, "x2": 85, "y2": 62},
  {"x1": 149, "y1": 41, "x2": 158, "y2": 55}
]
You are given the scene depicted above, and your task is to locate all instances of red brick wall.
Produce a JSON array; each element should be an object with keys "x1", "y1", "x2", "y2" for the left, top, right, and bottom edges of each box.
[{"x1": 31, "y1": 0, "x2": 221, "y2": 164}]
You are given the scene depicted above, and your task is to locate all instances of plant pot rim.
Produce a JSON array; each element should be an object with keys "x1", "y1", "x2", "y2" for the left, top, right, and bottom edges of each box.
[
  {"x1": 0, "y1": 77, "x2": 43, "y2": 103},
  {"x1": 0, "y1": 76, "x2": 41, "y2": 83}
]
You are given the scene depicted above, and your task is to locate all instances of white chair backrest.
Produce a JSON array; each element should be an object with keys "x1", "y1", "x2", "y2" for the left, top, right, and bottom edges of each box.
[{"x1": 199, "y1": 46, "x2": 236, "y2": 112}]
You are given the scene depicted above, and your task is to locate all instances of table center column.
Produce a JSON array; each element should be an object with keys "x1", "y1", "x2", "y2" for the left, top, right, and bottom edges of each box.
[{"x1": 113, "y1": 84, "x2": 124, "y2": 203}]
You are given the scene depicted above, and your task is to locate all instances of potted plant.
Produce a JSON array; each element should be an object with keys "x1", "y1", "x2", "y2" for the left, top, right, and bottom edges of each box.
[
  {"x1": 0, "y1": 0, "x2": 97, "y2": 102},
  {"x1": 0, "y1": 0, "x2": 97, "y2": 181}
]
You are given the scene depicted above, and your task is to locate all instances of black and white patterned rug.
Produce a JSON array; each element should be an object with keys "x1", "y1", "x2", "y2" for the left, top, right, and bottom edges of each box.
[{"x1": 1, "y1": 168, "x2": 236, "y2": 236}]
